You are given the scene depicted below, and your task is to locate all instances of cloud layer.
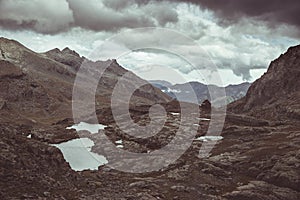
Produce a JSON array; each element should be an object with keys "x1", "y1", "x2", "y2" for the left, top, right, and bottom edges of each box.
[
  {"x1": 0, "y1": 0, "x2": 299, "y2": 86},
  {"x1": 174, "y1": 0, "x2": 300, "y2": 29},
  {"x1": 0, "y1": 0, "x2": 74, "y2": 34},
  {"x1": 1, "y1": 0, "x2": 299, "y2": 35},
  {"x1": 0, "y1": 0, "x2": 179, "y2": 34}
]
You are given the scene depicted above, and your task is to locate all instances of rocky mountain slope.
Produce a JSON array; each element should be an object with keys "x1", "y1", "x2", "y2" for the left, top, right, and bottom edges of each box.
[
  {"x1": 229, "y1": 45, "x2": 300, "y2": 121},
  {"x1": 150, "y1": 80, "x2": 251, "y2": 104},
  {"x1": 0, "y1": 38, "x2": 299, "y2": 199},
  {"x1": 0, "y1": 37, "x2": 171, "y2": 126}
]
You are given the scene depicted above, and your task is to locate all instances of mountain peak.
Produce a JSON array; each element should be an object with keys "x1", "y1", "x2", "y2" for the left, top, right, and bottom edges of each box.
[
  {"x1": 0, "y1": 37, "x2": 14, "y2": 43},
  {"x1": 45, "y1": 47, "x2": 81, "y2": 58},
  {"x1": 47, "y1": 48, "x2": 61, "y2": 54},
  {"x1": 287, "y1": 44, "x2": 300, "y2": 53},
  {"x1": 61, "y1": 47, "x2": 80, "y2": 57},
  {"x1": 268, "y1": 44, "x2": 300, "y2": 73},
  {"x1": 0, "y1": 37, "x2": 34, "y2": 62},
  {"x1": 0, "y1": 37, "x2": 27, "y2": 48}
]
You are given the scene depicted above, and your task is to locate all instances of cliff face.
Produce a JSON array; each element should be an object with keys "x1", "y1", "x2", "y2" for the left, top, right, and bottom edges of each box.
[{"x1": 230, "y1": 45, "x2": 300, "y2": 121}]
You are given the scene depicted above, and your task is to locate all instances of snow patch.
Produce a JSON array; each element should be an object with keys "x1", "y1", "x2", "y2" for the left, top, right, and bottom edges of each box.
[
  {"x1": 195, "y1": 136, "x2": 223, "y2": 142},
  {"x1": 167, "y1": 88, "x2": 181, "y2": 93},
  {"x1": 197, "y1": 118, "x2": 211, "y2": 121},
  {"x1": 115, "y1": 139, "x2": 123, "y2": 144}
]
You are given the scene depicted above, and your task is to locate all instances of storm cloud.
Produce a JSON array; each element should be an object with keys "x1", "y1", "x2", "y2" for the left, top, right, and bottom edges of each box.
[
  {"x1": 0, "y1": 0, "x2": 299, "y2": 85},
  {"x1": 0, "y1": 0, "x2": 73, "y2": 34},
  {"x1": 0, "y1": 0, "x2": 178, "y2": 34},
  {"x1": 173, "y1": 0, "x2": 300, "y2": 29},
  {"x1": 1, "y1": 0, "x2": 299, "y2": 35}
]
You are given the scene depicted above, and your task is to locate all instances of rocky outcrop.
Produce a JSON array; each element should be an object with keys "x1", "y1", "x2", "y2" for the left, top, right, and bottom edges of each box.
[
  {"x1": 0, "y1": 125, "x2": 83, "y2": 199},
  {"x1": 0, "y1": 60, "x2": 24, "y2": 78},
  {"x1": 201, "y1": 99, "x2": 212, "y2": 110},
  {"x1": 223, "y1": 181, "x2": 299, "y2": 200},
  {"x1": 44, "y1": 47, "x2": 84, "y2": 71},
  {"x1": 225, "y1": 113, "x2": 269, "y2": 127},
  {"x1": 0, "y1": 98, "x2": 7, "y2": 110}
]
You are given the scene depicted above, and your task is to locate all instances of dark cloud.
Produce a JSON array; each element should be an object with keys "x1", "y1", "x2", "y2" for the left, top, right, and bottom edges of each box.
[
  {"x1": 1, "y1": 0, "x2": 298, "y2": 35},
  {"x1": 0, "y1": 0, "x2": 178, "y2": 34},
  {"x1": 173, "y1": 0, "x2": 300, "y2": 29},
  {"x1": 102, "y1": 0, "x2": 150, "y2": 10},
  {"x1": 0, "y1": 0, "x2": 74, "y2": 34},
  {"x1": 0, "y1": 0, "x2": 298, "y2": 84},
  {"x1": 0, "y1": 19, "x2": 37, "y2": 31},
  {"x1": 66, "y1": 0, "x2": 155, "y2": 32},
  {"x1": 102, "y1": 0, "x2": 132, "y2": 10}
]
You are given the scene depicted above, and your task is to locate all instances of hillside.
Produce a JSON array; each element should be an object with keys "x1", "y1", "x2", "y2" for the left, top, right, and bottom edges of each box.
[
  {"x1": 229, "y1": 45, "x2": 300, "y2": 121},
  {"x1": 0, "y1": 37, "x2": 171, "y2": 127}
]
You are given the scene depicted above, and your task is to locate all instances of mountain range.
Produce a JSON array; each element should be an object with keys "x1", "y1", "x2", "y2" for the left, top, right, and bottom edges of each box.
[
  {"x1": 0, "y1": 37, "x2": 170, "y2": 127},
  {"x1": 149, "y1": 80, "x2": 251, "y2": 104},
  {"x1": 0, "y1": 38, "x2": 299, "y2": 199}
]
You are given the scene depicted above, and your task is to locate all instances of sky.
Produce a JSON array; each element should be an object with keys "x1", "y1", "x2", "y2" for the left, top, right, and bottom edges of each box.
[{"x1": 0, "y1": 0, "x2": 300, "y2": 86}]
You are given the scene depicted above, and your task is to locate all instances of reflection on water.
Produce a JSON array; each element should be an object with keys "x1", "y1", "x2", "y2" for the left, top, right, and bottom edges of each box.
[
  {"x1": 52, "y1": 138, "x2": 108, "y2": 171},
  {"x1": 66, "y1": 122, "x2": 107, "y2": 134}
]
